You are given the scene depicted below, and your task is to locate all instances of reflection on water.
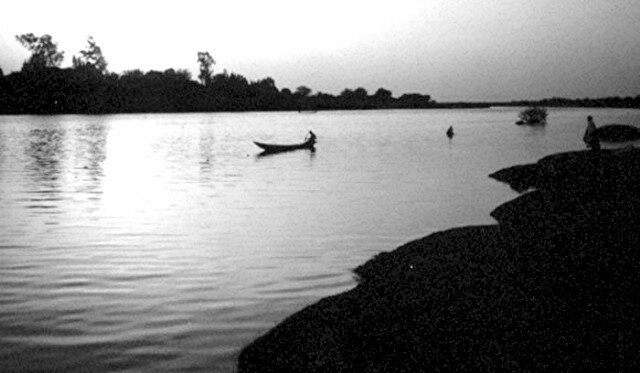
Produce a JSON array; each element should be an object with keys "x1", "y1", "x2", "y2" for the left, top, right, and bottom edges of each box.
[
  {"x1": 1, "y1": 109, "x2": 639, "y2": 372},
  {"x1": 25, "y1": 127, "x2": 65, "y2": 215},
  {"x1": 27, "y1": 127, "x2": 65, "y2": 182},
  {"x1": 256, "y1": 147, "x2": 316, "y2": 159},
  {"x1": 199, "y1": 129, "x2": 215, "y2": 176}
]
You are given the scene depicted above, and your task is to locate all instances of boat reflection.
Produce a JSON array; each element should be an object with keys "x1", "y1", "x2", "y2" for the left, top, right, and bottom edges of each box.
[{"x1": 256, "y1": 146, "x2": 316, "y2": 158}]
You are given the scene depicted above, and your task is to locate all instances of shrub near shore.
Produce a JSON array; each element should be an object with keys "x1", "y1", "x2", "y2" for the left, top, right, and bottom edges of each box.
[{"x1": 516, "y1": 106, "x2": 548, "y2": 125}]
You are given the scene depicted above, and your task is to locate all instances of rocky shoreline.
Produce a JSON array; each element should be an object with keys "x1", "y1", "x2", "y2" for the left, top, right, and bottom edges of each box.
[{"x1": 238, "y1": 148, "x2": 640, "y2": 372}]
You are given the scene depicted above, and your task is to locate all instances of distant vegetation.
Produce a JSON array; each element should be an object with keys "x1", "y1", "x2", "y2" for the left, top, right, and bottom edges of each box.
[
  {"x1": 0, "y1": 33, "x2": 638, "y2": 115},
  {"x1": 0, "y1": 33, "x2": 438, "y2": 115},
  {"x1": 492, "y1": 96, "x2": 640, "y2": 110}
]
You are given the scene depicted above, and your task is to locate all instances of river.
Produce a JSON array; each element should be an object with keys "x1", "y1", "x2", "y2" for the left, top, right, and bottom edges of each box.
[{"x1": 1, "y1": 108, "x2": 638, "y2": 371}]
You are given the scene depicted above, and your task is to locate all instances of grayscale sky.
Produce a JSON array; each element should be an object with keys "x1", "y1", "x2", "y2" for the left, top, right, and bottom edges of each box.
[{"x1": 1, "y1": 0, "x2": 639, "y2": 101}]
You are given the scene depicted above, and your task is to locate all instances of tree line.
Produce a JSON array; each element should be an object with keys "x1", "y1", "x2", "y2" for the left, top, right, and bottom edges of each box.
[
  {"x1": 1, "y1": 34, "x2": 637, "y2": 115},
  {"x1": 490, "y1": 96, "x2": 640, "y2": 109},
  {"x1": 0, "y1": 34, "x2": 439, "y2": 115}
]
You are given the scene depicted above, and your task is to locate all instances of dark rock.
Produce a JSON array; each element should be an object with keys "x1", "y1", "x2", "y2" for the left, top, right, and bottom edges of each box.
[
  {"x1": 238, "y1": 148, "x2": 640, "y2": 372},
  {"x1": 594, "y1": 124, "x2": 640, "y2": 143}
]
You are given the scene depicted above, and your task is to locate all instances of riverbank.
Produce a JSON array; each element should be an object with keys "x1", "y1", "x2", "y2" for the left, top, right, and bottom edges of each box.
[{"x1": 238, "y1": 147, "x2": 640, "y2": 371}]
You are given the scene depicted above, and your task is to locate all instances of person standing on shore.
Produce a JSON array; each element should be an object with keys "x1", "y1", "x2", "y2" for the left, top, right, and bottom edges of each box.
[{"x1": 583, "y1": 115, "x2": 600, "y2": 150}]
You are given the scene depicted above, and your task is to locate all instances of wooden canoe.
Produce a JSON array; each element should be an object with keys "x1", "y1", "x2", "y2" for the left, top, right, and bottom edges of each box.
[{"x1": 254, "y1": 138, "x2": 316, "y2": 153}]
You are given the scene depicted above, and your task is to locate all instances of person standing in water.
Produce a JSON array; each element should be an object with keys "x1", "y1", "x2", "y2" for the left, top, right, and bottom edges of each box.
[
  {"x1": 583, "y1": 115, "x2": 600, "y2": 150},
  {"x1": 446, "y1": 126, "x2": 454, "y2": 138}
]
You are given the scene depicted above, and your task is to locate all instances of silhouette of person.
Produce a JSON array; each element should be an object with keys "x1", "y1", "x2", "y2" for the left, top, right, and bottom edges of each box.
[
  {"x1": 307, "y1": 130, "x2": 317, "y2": 143},
  {"x1": 583, "y1": 115, "x2": 600, "y2": 150},
  {"x1": 446, "y1": 126, "x2": 454, "y2": 138}
]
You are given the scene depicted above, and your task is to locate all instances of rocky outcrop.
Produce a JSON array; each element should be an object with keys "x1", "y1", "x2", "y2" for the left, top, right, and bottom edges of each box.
[
  {"x1": 238, "y1": 148, "x2": 640, "y2": 372},
  {"x1": 595, "y1": 124, "x2": 640, "y2": 143}
]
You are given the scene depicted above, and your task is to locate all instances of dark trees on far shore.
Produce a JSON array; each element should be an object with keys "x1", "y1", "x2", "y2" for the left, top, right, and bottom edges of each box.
[
  {"x1": 197, "y1": 51, "x2": 215, "y2": 87},
  {"x1": 15, "y1": 34, "x2": 65, "y2": 69},
  {"x1": 72, "y1": 36, "x2": 108, "y2": 75},
  {"x1": 0, "y1": 61, "x2": 439, "y2": 115},
  {"x1": 0, "y1": 33, "x2": 440, "y2": 115},
  {"x1": 2, "y1": 33, "x2": 638, "y2": 115}
]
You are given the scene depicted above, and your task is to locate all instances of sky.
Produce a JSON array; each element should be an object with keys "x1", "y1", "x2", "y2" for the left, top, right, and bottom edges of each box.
[{"x1": 1, "y1": 0, "x2": 639, "y2": 101}]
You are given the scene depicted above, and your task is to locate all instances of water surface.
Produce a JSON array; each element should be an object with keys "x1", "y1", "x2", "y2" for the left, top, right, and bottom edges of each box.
[{"x1": 1, "y1": 108, "x2": 638, "y2": 371}]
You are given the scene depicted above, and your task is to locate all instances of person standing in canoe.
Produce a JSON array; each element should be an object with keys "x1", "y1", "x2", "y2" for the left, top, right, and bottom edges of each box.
[
  {"x1": 307, "y1": 130, "x2": 317, "y2": 144},
  {"x1": 583, "y1": 115, "x2": 600, "y2": 150}
]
